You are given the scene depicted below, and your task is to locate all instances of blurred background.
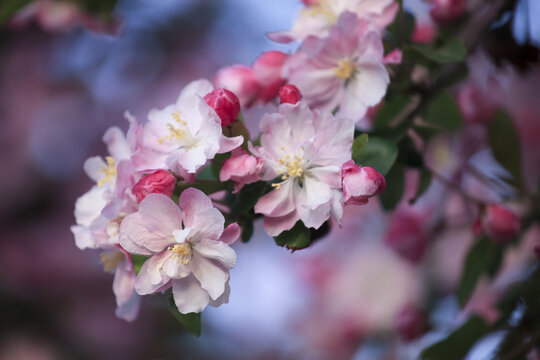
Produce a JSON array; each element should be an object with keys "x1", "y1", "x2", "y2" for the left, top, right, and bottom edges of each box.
[{"x1": 1, "y1": 0, "x2": 539, "y2": 359}]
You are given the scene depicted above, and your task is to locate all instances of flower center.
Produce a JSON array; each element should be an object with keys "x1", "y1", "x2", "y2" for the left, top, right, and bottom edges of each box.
[
  {"x1": 334, "y1": 58, "x2": 356, "y2": 80},
  {"x1": 303, "y1": 0, "x2": 337, "y2": 24},
  {"x1": 272, "y1": 151, "x2": 306, "y2": 189},
  {"x1": 158, "y1": 111, "x2": 188, "y2": 144},
  {"x1": 168, "y1": 243, "x2": 192, "y2": 265},
  {"x1": 98, "y1": 156, "x2": 117, "y2": 187},
  {"x1": 100, "y1": 251, "x2": 124, "y2": 272}
]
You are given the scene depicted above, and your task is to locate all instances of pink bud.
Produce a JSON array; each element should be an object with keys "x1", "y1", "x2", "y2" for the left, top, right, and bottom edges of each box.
[
  {"x1": 214, "y1": 65, "x2": 260, "y2": 107},
  {"x1": 341, "y1": 160, "x2": 386, "y2": 205},
  {"x1": 456, "y1": 84, "x2": 493, "y2": 124},
  {"x1": 302, "y1": 0, "x2": 318, "y2": 5},
  {"x1": 385, "y1": 212, "x2": 428, "y2": 263},
  {"x1": 429, "y1": 0, "x2": 466, "y2": 25},
  {"x1": 395, "y1": 305, "x2": 427, "y2": 342},
  {"x1": 204, "y1": 88, "x2": 240, "y2": 127},
  {"x1": 252, "y1": 50, "x2": 288, "y2": 103},
  {"x1": 278, "y1": 84, "x2": 302, "y2": 105},
  {"x1": 132, "y1": 170, "x2": 176, "y2": 203},
  {"x1": 482, "y1": 204, "x2": 521, "y2": 243},
  {"x1": 383, "y1": 49, "x2": 403, "y2": 65},
  {"x1": 219, "y1": 149, "x2": 263, "y2": 193},
  {"x1": 411, "y1": 23, "x2": 436, "y2": 44}
]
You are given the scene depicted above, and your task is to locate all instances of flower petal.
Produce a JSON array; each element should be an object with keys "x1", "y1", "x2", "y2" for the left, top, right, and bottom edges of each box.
[
  {"x1": 254, "y1": 180, "x2": 295, "y2": 217},
  {"x1": 219, "y1": 223, "x2": 241, "y2": 245},
  {"x1": 263, "y1": 211, "x2": 300, "y2": 237},
  {"x1": 171, "y1": 275, "x2": 210, "y2": 314},
  {"x1": 194, "y1": 239, "x2": 236, "y2": 269},
  {"x1": 139, "y1": 193, "x2": 183, "y2": 240},
  {"x1": 190, "y1": 253, "x2": 229, "y2": 300},
  {"x1": 134, "y1": 252, "x2": 171, "y2": 295}
]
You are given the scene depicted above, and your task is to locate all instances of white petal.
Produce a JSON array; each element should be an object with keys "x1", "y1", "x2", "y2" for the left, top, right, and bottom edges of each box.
[
  {"x1": 194, "y1": 239, "x2": 236, "y2": 269},
  {"x1": 171, "y1": 275, "x2": 210, "y2": 314},
  {"x1": 190, "y1": 253, "x2": 229, "y2": 300}
]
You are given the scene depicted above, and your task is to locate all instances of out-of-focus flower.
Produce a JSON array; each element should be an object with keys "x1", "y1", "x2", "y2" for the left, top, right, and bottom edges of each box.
[
  {"x1": 286, "y1": 12, "x2": 389, "y2": 122},
  {"x1": 395, "y1": 305, "x2": 427, "y2": 342},
  {"x1": 456, "y1": 83, "x2": 494, "y2": 124},
  {"x1": 252, "y1": 51, "x2": 289, "y2": 104},
  {"x1": 481, "y1": 204, "x2": 521, "y2": 243},
  {"x1": 411, "y1": 23, "x2": 437, "y2": 43},
  {"x1": 385, "y1": 211, "x2": 429, "y2": 263},
  {"x1": 278, "y1": 84, "x2": 303, "y2": 105},
  {"x1": 429, "y1": 0, "x2": 466, "y2": 25},
  {"x1": 203, "y1": 88, "x2": 241, "y2": 127},
  {"x1": 119, "y1": 190, "x2": 240, "y2": 314},
  {"x1": 253, "y1": 102, "x2": 354, "y2": 236},
  {"x1": 140, "y1": 80, "x2": 243, "y2": 175},
  {"x1": 219, "y1": 148, "x2": 263, "y2": 193},
  {"x1": 132, "y1": 169, "x2": 176, "y2": 203},
  {"x1": 214, "y1": 65, "x2": 260, "y2": 108},
  {"x1": 341, "y1": 160, "x2": 386, "y2": 205},
  {"x1": 383, "y1": 49, "x2": 403, "y2": 65},
  {"x1": 269, "y1": 0, "x2": 398, "y2": 43}
]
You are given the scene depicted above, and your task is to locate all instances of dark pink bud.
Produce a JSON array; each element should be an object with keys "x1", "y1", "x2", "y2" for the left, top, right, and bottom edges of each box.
[
  {"x1": 429, "y1": 0, "x2": 466, "y2": 25},
  {"x1": 278, "y1": 84, "x2": 302, "y2": 105},
  {"x1": 341, "y1": 160, "x2": 386, "y2": 205},
  {"x1": 252, "y1": 50, "x2": 288, "y2": 103},
  {"x1": 132, "y1": 170, "x2": 176, "y2": 203},
  {"x1": 204, "y1": 88, "x2": 241, "y2": 127},
  {"x1": 385, "y1": 212, "x2": 428, "y2": 263},
  {"x1": 396, "y1": 305, "x2": 427, "y2": 342},
  {"x1": 411, "y1": 23, "x2": 436, "y2": 44},
  {"x1": 482, "y1": 204, "x2": 521, "y2": 243}
]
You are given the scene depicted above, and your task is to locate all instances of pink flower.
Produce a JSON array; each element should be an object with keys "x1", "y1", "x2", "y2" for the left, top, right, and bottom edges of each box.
[
  {"x1": 203, "y1": 88, "x2": 241, "y2": 127},
  {"x1": 286, "y1": 12, "x2": 389, "y2": 122},
  {"x1": 456, "y1": 83, "x2": 494, "y2": 124},
  {"x1": 214, "y1": 65, "x2": 260, "y2": 107},
  {"x1": 384, "y1": 211, "x2": 429, "y2": 263},
  {"x1": 219, "y1": 149, "x2": 263, "y2": 193},
  {"x1": 269, "y1": 0, "x2": 398, "y2": 43},
  {"x1": 253, "y1": 102, "x2": 354, "y2": 236},
  {"x1": 141, "y1": 80, "x2": 243, "y2": 175},
  {"x1": 119, "y1": 189, "x2": 241, "y2": 314},
  {"x1": 482, "y1": 204, "x2": 521, "y2": 243},
  {"x1": 341, "y1": 160, "x2": 386, "y2": 205},
  {"x1": 383, "y1": 49, "x2": 403, "y2": 65},
  {"x1": 429, "y1": 0, "x2": 466, "y2": 25},
  {"x1": 132, "y1": 169, "x2": 176, "y2": 203},
  {"x1": 252, "y1": 51, "x2": 289, "y2": 103},
  {"x1": 278, "y1": 84, "x2": 303, "y2": 105}
]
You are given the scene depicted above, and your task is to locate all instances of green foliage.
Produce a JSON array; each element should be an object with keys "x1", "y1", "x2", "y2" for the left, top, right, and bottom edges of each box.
[
  {"x1": 353, "y1": 137, "x2": 398, "y2": 176},
  {"x1": 196, "y1": 165, "x2": 218, "y2": 181},
  {"x1": 352, "y1": 133, "x2": 369, "y2": 158},
  {"x1": 168, "y1": 295, "x2": 202, "y2": 337},
  {"x1": 410, "y1": 168, "x2": 433, "y2": 204},
  {"x1": 230, "y1": 182, "x2": 267, "y2": 214},
  {"x1": 386, "y1": 11, "x2": 416, "y2": 46},
  {"x1": 423, "y1": 91, "x2": 463, "y2": 132},
  {"x1": 410, "y1": 37, "x2": 468, "y2": 64},
  {"x1": 0, "y1": 0, "x2": 32, "y2": 24},
  {"x1": 274, "y1": 221, "x2": 311, "y2": 251},
  {"x1": 240, "y1": 218, "x2": 254, "y2": 243},
  {"x1": 420, "y1": 316, "x2": 489, "y2": 360},
  {"x1": 488, "y1": 110, "x2": 523, "y2": 187},
  {"x1": 374, "y1": 94, "x2": 412, "y2": 129},
  {"x1": 457, "y1": 237, "x2": 503, "y2": 306},
  {"x1": 380, "y1": 164, "x2": 404, "y2": 211},
  {"x1": 131, "y1": 255, "x2": 148, "y2": 275}
]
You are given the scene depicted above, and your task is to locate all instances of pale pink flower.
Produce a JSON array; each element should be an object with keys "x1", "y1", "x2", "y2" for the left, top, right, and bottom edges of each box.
[
  {"x1": 253, "y1": 102, "x2": 354, "y2": 236},
  {"x1": 140, "y1": 80, "x2": 243, "y2": 176},
  {"x1": 119, "y1": 190, "x2": 241, "y2": 314},
  {"x1": 252, "y1": 51, "x2": 289, "y2": 103},
  {"x1": 269, "y1": 0, "x2": 398, "y2": 43},
  {"x1": 219, "y1": 148, "x2": 263, "y2": 193},
  {"x1": 285, "y1": 12, "x2": 390, "y2": 122},
  {"x1": 341, "y1": 160, "x2": 386, "y2": 205},
  {"x1": 214, "y1": 65, "x2": 260, "y2": 107}
]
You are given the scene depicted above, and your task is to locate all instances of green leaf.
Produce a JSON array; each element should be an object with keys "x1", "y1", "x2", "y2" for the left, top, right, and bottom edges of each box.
[
  {"x1": 352, "y1": 133, "x2": 369, "y2": 158},
  {"x1": 196, "y1": 165, "x2": 217, "y2": 181},
  {"x1": 380, "y1": 164, "x2": 404, "y2": 211},
  {"x1": 0, "y1": 0, "x2": 33, "y2": 24},
  {"x1": 168, "y1": 295, "x2": 201, "y2": 337},
  {"x1": 386, "y1": 11, "x2": 416, "y2": 46},
  {"x1": 410, "y1": 37, "x2": 467, "y2": 63},
  {"x1": 423, "y1": 91, "x2": 463, "y2": 132},
  {"x1": 353, "y1": 137, "x2": 398, "y2": 176},
  {"x1": 374, "y1": 94, "x2": 411, "y2": 129},
  {"x1": 230, "y1": 181, "x2": 267, "y2": 214},
  {"x1": 487, "y1": 110, "x2": 523, "y2": 186},
  {"x1": 211, "y1": 153, "x2": 231, "y2": 180},
  {"x1": 274, "y1": 221, "x2": 311, "y2": 251},
  {"x1": 457, "y1": 237, "x2": 501, "y2": 306},
  {"x1": 420, "y1": 316, "x2": 489, "y2": 360},
  {"x1": 229, "y1": 118, "x2": 251, "y2": 149},
  {"x1": 409, "y1": 168, "x2": 433, "y2": 204},
  {"x1": 241, "y1": 218, "x2": 254, "y2": 243},
  {"x1": 131, "y1": 255, "x2": 148, "y2": 275}
]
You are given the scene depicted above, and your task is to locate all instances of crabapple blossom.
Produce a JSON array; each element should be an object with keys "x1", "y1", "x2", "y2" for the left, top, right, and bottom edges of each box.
[
  {"x1": 278, "y1": 84, "x2": 303, "y2": 105},
  {"x1": 481, "y1": 204, "x2": 521, "y2": 243},
  {"x1": 341, "y1": 160, "x2": 386, "y2": 205},
  {"x1": 286, "y1": 12, "x2": 390, "y2": 121},
  {"x1": 119, "y1": 190, "x2": 241, "y2": 314},
  {"x1": 253, "y1": 101, "x2": 354, "y2": 236},
  {"x1": 269, "y1": 0, "x2": 398, "y2": 43},
  {"x1": 214, "y1": 65, "x2": 260, "y2": 107},
  {"x1": 203, "y1": 88, "x2": 241, "y2": 127},
  {"x1": 140, "y1": 80, "x2": 243, "y2": 175},
  {"x1": 132, "y1": 169, "x2": 176, "y2": 203},
  {"x1": 219, "y1": 148, "x2": 263, "y2": 193},
  {"x1": 252, "y1": 51, "x2": 289, "y2": 103}
]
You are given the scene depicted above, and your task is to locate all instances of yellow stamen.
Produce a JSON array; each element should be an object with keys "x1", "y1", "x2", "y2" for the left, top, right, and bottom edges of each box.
[
  {"x1": 302, "y1": 0, "x2": 337, "y2": 24},
  {"x1": 168, "y1": 243, "x2": 192, "y2": 265},
  {"x1": 100, "y1": 251, "x2": 124, "y2": 272},
  {"x1": 158, "y1": 111, "x2": 188, "y2": 144},
  {"x1": 97, "y1": 156, "x2": 117, "y2": 187},
  {"x1": 334, "y1": 58, "x2": 356, "y2": 80}
]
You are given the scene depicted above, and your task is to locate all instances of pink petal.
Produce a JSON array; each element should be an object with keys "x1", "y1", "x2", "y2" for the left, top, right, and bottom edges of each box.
[
  {"x1": 134, "y1": 252, "x2": 171, "y2": 295},
  {"x1": 219, "y1": 223, "x2": 241, "y2": 245},
  {"x1": 190, "y1": 253, "x2": 229, "y2": 301},
  {"x1": 172, "y1": 275, "x2": 210, "y2": 314},
  {"x1": 263, "y1": 211, "x2": 300, "y2": 237},
  {"x1": 139, "y1": 193, "x2": 183, "y2": 239},
  {"x1": 218, "y1": 135, "x2": 244, "y2": 154},
  {"x1": 194, "y1": 239, "x2": 237, "y2": 269},
  {"x1": 254, "y1": 180, "x2": 295, "y2": 217}
]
